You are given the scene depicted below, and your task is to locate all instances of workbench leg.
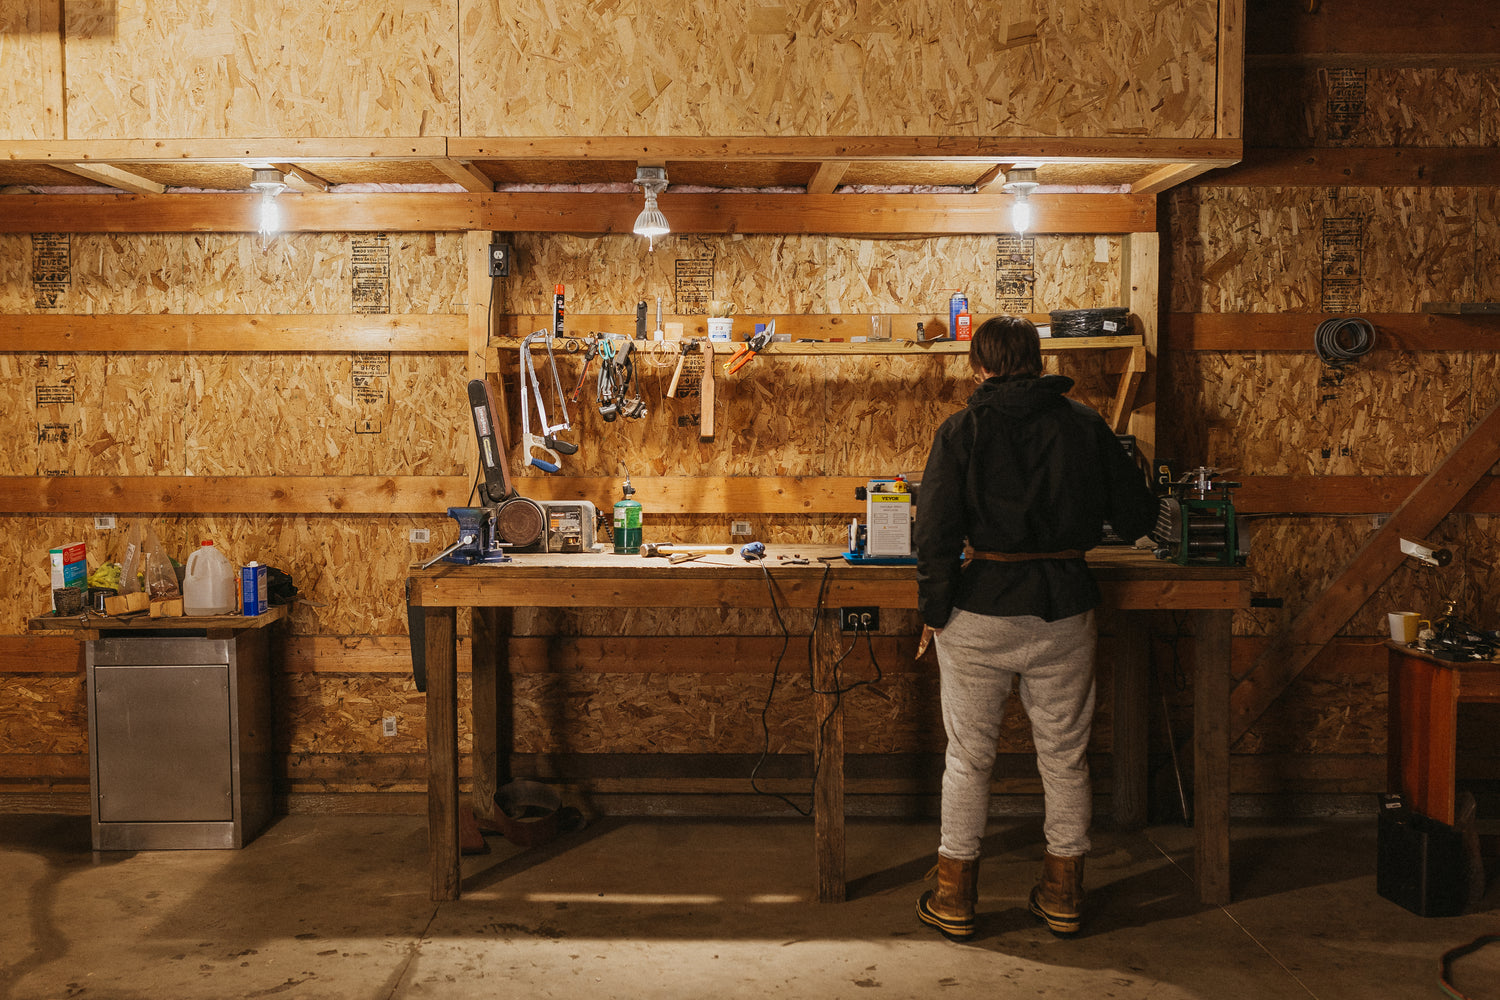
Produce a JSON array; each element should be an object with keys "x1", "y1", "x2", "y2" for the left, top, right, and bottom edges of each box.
[
  {"x1": 1193, "y1": 609, "x2": 1231, "y2": 906},
  {"x1": 422, "y1": 606, "x2": 461, "y2": 902},
  {"x1": 1111, "y1": 613, "x2": 1149, "y2": 830},
  {"x1": 471, "y1": 607, "x2": 513, "y2": 822},
  {"x1": 812, "y1": 608, "x2": 846, "y2": 903}
]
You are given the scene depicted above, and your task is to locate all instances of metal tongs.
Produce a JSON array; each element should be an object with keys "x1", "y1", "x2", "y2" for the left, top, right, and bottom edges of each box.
[{"x1": 520, "y1": 329, "x2": 578, "y2": 473}]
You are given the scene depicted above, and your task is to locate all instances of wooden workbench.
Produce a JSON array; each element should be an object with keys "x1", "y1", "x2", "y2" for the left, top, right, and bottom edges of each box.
[
  {"x1": 1387, "y1": 641, "x2": 1500, "y2": 825},
  {"x1": 406, "y1": 546, "x2": 1250, "y2": 905}
]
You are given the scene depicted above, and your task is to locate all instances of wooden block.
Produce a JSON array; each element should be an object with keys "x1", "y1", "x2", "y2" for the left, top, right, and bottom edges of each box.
[
  {"x1": 104, "y1": 592, "x2": 150, "y2": 616},
  {"x1": 149, "y1": 598, "x2": 184, "y2": 618}
]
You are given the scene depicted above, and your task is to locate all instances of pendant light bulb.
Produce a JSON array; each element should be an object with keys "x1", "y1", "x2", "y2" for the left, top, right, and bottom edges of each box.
[
  {"x1": 632, "y1": 166, "x2": 670, "y2": 251},
  {"x1": 1002, "y1": 167, "x2": 1040, "y2": 235},
  {"x1": 249, "y1": 168, "x2": 287, "y2": 237}
]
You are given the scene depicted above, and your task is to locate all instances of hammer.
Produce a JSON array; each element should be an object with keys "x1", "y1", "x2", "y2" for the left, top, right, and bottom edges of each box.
[{"x1": 640, "y1": 542, "x2": 734, "y2": 558}]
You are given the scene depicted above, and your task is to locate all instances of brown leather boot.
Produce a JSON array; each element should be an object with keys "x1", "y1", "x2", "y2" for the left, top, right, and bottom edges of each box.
[
  {"x1": 916, "y1": 854, "x2": 979, "y2": 941},
  {"x1": 1029, "y1": 851, "x2": 1085, "y2": 936}
]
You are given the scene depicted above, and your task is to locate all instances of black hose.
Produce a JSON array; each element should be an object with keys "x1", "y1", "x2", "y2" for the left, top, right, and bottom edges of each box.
[{"x1": 1314, "y1": 316, "x2": 1375, "y2": 367}]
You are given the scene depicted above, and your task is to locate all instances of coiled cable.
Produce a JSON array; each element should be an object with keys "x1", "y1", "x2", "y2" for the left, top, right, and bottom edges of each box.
[{"x1": 1314, "y1": 316, "x2": 1375, "y2": 367}]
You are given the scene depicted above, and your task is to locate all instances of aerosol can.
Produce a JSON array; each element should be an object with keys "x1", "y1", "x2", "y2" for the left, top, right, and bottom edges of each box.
[{"x1": 613, "y1": 472, "x2": 642, "y2": 554}]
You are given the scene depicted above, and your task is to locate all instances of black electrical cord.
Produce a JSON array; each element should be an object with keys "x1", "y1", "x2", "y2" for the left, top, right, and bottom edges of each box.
[
  {"x1": 749, "y1": 558, "x2": 813, "y2": 816},
  {"x1": 1314, "y1": 316, "x2": 1375, "y2": 367}
]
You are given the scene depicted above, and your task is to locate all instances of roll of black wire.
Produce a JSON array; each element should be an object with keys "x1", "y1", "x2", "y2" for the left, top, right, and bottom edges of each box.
[{"x1": 1314, "y1": 316, "x2": 1376, "y2": 367}]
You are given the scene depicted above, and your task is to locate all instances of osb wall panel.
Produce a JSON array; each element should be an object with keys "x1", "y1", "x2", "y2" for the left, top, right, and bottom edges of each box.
[
  {"x1": 0, "y1": 353, "x2": 469, "y2": 478},
  {"x1": 275, "y1": 672, "x2": 1115, "y2": 760},
  {"x1": 0, "y1": 677, "x2": 84, "y2": 755},
  {"x1": 61, "y1": 0, "x2": 458, "y2": 139},
  {"x1": 1244, "y1": 67, "x2": 1488, "y2": 147},
  {"x1": 1159, "y1": 351, "x2": 1484, "y2": 477},
  {"x1": 0, "y1": 233, "x2": 466, "y2": 316},
  {"x1": 511, "y1": 234, "x2": 1120, "y2": 318},
  {"x1": 1167, "y1": 187, "x2": 1484, "y2": 314},
  {"x1": 0, "y1": 1, "x2": 63, "y2": 140},
  {"x1": 460, "y1": 0, "x2": 1219, "y2": 138}
]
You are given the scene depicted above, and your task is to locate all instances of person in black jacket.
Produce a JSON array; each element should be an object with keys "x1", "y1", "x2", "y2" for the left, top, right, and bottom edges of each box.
[{"x1": 913, "y1": 315, "x2": 1159, "y2": 941}]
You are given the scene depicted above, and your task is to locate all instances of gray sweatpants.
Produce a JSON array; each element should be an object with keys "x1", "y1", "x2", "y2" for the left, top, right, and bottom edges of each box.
[{"x1": 934, "y1": 607, "x2": 1097, "y2": 861}]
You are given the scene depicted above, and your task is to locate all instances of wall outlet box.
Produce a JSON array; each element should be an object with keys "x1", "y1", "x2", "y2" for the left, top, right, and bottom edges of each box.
[
  {"x1": 840, "y1": 607, "x2": 880, "y2": 632},
  {"x1": 94, "y1": 515, "x2": 115, "y2": 530},
  {"x1": 409, "y1": 528, "x2": 430, "y2": 543},
  {"x1": 487, "y1": 242, "x2": 510, "y2": 277},
  {"x1": 730, "y1": 521, "x2": 752, "y2": 536},
  {"x1": 382, "y1": 717, "x2": 398, "y2": 737}
]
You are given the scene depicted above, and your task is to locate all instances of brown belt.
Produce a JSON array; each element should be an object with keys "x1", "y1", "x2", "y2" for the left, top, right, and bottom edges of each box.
[{"x1": 964, "y1": 545, "x2": 1085, "y2": 563}]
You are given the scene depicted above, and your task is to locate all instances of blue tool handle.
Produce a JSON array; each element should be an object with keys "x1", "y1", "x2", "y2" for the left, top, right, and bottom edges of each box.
[{"x1": 528, "y1": 456, "x2": 561, "y2": 474}]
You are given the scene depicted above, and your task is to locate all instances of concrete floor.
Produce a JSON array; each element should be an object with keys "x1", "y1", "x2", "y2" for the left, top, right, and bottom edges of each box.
[{"x1": 2, "y1": 812, "x2": 1496, "y2": 1000}]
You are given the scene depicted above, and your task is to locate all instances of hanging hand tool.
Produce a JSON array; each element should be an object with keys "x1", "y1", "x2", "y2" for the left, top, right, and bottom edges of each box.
[
  {"x1": 520, "y1": 329, "x2": 578, "y2": 472},
  {"x1": 635, "y1": 301, "x2": 647, "y2": 341},
  {"x1": 569, "y1": 334, "x2": 600, "y2": 404},
  {"x1": 597, "y1": 336, "x2": 647, "y2": 421},
  {"x1": 724, "y1": 320, "x2": 774, "y2": 376}
]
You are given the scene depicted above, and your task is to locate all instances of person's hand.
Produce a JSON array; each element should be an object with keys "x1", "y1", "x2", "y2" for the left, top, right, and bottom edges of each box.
[{"x1": 916, "y1": 625, "x2": 941, "y2": 659}]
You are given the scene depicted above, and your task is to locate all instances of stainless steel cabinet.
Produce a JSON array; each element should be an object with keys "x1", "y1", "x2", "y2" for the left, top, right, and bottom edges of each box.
[{"x1": 87, "y1": 631, "x2": 273, "y2": 850}]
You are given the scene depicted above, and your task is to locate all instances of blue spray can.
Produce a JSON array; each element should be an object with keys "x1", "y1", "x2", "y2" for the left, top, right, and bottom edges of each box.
[{"x1": 948, "y1": 290, "x2": 968, "y2": 340}]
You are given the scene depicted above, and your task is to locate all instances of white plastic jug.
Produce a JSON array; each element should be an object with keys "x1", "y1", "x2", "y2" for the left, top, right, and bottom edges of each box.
[{"x1": 183, "y1": 540, "x2": 236, "y2": 616}]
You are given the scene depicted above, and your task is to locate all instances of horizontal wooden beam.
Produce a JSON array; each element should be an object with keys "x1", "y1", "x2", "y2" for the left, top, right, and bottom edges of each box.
[
  {"x1": 1198, "y1": 147, "x2": 1500, "y2": 188},
  {"x1": 1165, "y1": 312, "x2": 1500, "y2": 352},
  {"x1": 448, "y1": 136, "x2": 1244, "y2": 166},
  {"x1": 1236, "y1": 475, "x2": 1500, "y2": 515},
  {"x1": 3, "y1": 136, "x2": 1245, "y2": 168},
  {"x1": 0, "y1": 314, "x2": 467, "y2": 353},
  {"x1": 0, "y1": 191, "x2": 1157, "y2": 235},
  {"x1": 503, "y1": 316, "x2": 1141, "y2": 353}
]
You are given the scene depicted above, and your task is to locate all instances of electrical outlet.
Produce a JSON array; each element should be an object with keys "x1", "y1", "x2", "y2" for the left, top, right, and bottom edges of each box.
[
  {"x1": 382, "y1": 717, "x2": 398, "y2": 737},
  {"x1": 93, "y1": 515, "x2": 116, "y2": 530},
  {"x1": 840, "y1": 606, "x2": 880, "y2": 632},
  {"x1": 409, "y1": 529, "x2": 430, "y2": 543},
  {"x1": 731, "y1": 520, "x2": 752, "y2": 536}
]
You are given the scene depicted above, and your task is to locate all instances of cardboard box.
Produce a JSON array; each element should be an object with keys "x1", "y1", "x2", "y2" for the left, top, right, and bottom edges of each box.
[{"x1": 49, "y1": 541, "x2": 86, "y2": 612}]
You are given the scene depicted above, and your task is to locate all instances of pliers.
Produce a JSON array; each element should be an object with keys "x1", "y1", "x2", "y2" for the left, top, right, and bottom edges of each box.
[{"x1": 724, "y1": 322, "x2": 774, "y2": 376}]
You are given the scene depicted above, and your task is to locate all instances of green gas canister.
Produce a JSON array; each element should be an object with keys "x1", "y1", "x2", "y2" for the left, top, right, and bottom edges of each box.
[{"x1": 613, "y1": 474, "x2": 642, "y2": 554}]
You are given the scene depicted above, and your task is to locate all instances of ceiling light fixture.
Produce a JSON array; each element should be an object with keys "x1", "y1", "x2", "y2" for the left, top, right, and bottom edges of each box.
[
  {"x1": 1002, "y1": 167, "x2": 1040, "y2": 234},
  {"x1": 249, "y1": 168, "x2": 287, "y2": 236},
  {"x1": 631, "y1": 166, "x2": 669, "y2": 250}
]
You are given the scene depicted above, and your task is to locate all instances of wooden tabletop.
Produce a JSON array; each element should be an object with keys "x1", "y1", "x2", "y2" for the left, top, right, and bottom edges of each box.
[{"x1": 406, "y1": 544, "x2": 1252, "y2": 612}]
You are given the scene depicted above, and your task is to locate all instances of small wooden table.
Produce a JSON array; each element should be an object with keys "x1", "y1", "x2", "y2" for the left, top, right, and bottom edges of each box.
[
  {"x1": 406, "y1": 546, "x2": 1250, "y2": 905},
  {"x1": 1387, "y1": 642, "x2": 1500, "y2": 824}
]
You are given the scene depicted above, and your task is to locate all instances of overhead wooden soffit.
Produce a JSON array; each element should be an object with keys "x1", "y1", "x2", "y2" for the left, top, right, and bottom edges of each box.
[{"x1": 0, "y1": 191, "x2": 1158, "y2": 235}]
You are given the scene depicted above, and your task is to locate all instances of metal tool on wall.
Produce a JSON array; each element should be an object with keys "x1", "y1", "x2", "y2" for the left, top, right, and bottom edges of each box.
[
  {"x1": 520, "y1": 329, "x2": 578, "y2": 472},
  {"x1": 597, "y1": 336, "x2": 647, "y2": 421}
]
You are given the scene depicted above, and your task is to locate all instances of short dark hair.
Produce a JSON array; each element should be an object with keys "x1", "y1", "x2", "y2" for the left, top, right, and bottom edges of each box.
[{"x1": 970, "y1": 316, "x2": 1042, "y2": 378}]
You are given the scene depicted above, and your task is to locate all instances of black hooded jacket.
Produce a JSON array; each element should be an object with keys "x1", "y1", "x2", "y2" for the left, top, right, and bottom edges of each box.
[{"x1": 913, "y1": 373, "x2": 1159, "y2": 627}]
